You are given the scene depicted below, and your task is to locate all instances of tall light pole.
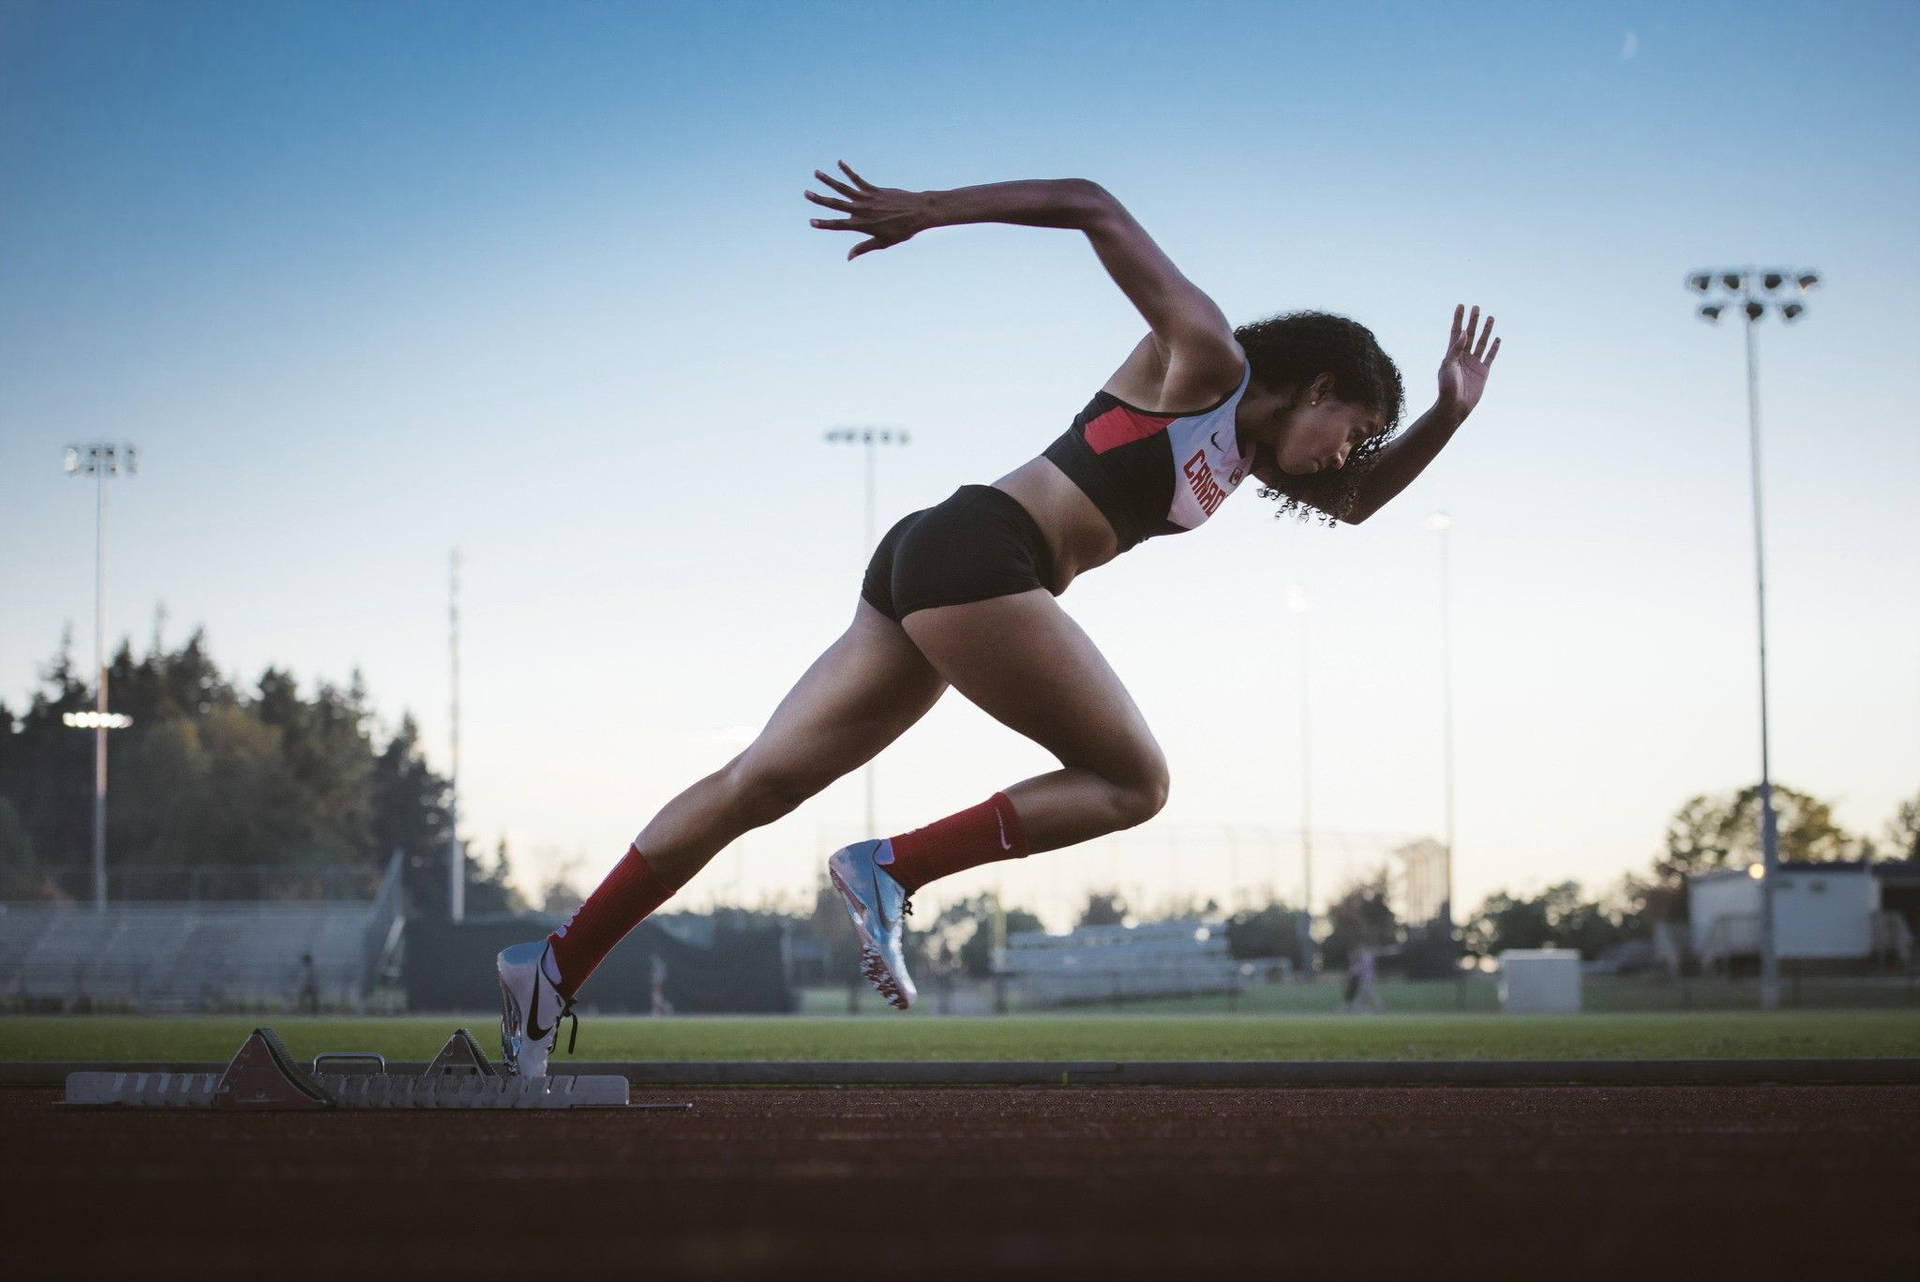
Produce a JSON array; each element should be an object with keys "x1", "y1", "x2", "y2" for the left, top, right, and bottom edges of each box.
[
  {"x1": 63, "y1": 442, "x2": 137, "y2": 910},
  {"x1": 823, "y1": 427, "x2": 910, "y2": 835},
  {"x1": 1425, "y1": 511, "x2": 1456, "y2": 949},
  {"x1": 448, "y1": 549, "x2": 464, "y2": 923},
  {"x1": 1686, "y1": 265, "x2": 1820, "y2": 1011},
  {"x1": 1286, "y1": 583, "x2": 1314, "y2": 967}
]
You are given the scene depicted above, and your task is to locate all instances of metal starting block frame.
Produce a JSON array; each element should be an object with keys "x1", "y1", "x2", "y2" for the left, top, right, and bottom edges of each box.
[{"x1": 64, "y1": 1026, "x2": 688, "y2": 1111}]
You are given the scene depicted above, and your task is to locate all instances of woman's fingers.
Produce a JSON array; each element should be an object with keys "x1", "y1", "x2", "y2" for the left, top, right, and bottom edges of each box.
[
  {"x1": 848, "y1": 236, "x2": 883, "y2": 260},
  {"x1": 1473, "y1": 317, "x2": 1494, "y2": 360},
  {"x1": 805, "y1": 189, "x2": 855, "y2": 213},
  {"x1": 810, "y1": 216, "x2": 856, "y2": 231},
  {"x1": 838, "y1": 160, "x2": 875, "y2": 190},
  {"x1": 1450, "y1": 303, "x2": 1465, "y2": 346},
  {"x1": 814, "y1": 169, "x2": 860, "y2": 199},
  {"x1": 1485, "y1": 336, "x2": 1501, "y2": 365}
]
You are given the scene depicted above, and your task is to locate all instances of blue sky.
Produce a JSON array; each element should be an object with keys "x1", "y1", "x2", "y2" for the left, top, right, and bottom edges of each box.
[{"x1": 3, "y1": 0, "x2": 1916, "y2": 926}]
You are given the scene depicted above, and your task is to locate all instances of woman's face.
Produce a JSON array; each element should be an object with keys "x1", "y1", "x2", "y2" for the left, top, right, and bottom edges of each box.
[
  {"x1": 1273, "y1": 394, "x2": 1385, "y2": 477},
  {"x1": 1243, "y1": 374, "x2": 1387, "y2": 485}
]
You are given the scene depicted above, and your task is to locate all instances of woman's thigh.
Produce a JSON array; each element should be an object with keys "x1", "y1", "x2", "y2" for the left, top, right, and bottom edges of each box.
[
  {"x1": 899, "y1": 589, "x2": 1166, "y2": 791},
  {"x1": 734, "y1": 598, "x2": 948, "y2": 798}
]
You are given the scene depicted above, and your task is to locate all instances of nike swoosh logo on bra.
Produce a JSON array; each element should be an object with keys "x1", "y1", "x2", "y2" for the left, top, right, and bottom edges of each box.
[{"x1": 997, "y1": 811, "x2": 1012, "y2": 851}]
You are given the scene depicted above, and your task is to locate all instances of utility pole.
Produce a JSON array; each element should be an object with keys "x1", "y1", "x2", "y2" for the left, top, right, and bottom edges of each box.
[
  {"x1": 63, "y1": 442, "x2": 137, "y2": 910},
  {"x1": 1686, "y1": 266, "x2": 1820, "y2": 1010}
]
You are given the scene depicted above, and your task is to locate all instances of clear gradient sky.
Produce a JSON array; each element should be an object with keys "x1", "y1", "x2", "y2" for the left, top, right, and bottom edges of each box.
[{"x1": 3, "y1": 1, "x2": 1916, "y2": 928}]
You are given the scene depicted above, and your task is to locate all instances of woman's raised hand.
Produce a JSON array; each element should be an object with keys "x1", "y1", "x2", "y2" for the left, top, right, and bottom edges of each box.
[
  {"x1": 1438, "y1": 304, "x2": 1500, "y2": 418},
  {"x1": 806, "y1": 161, "x2": 933, "y2": 260}
]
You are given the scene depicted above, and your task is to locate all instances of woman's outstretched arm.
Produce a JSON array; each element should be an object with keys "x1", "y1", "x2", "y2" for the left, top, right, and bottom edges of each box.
[
  {"x1": 807, "y1": 162, "x2": 1238, "y2": 373},
  {"x1": 1343, "y1": 305, "x2": 1501, "y2": 523}
]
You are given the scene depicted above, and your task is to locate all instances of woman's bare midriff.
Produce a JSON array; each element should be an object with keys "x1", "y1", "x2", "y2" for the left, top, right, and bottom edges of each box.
[{"x1": 991, "y1": 457, "x2": 1119, "y2": 595}]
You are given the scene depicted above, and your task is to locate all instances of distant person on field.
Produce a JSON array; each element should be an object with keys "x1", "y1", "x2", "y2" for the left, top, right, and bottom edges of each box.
[
  {"x1": 298, "y1": 952, "x2": 320, "y2": 1014},
  {"x1": 494, "y1": 162, "x2": 1501, "y2": 1075},
  {"x1": 1343, "y1": 946, "x2": 1383, "y2": 1014}
]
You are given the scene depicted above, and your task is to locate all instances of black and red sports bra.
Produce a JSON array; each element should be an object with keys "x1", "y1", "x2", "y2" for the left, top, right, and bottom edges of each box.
[{"x1": 1042, "y1": 363, "x2": 1258, "y2": 553}]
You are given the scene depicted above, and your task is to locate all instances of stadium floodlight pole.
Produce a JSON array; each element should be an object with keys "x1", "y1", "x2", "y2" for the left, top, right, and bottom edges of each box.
[
  {"x1": 1425, "y1": 511, "x2": 1456, "y2": 950},
  {"x1": 449, "y1": 549, "x2": 463, "y2": 923},
  {"x1": 63, "y1": 442, "x2": 137, "y2": 910},
  {"x1": 1286, "y1": 584, "x2": 1314, "y2": 966},
  {"x1": 823, "y1": 427, "x2": 910, "y2": 835},
  {"x1": 1687, "y1": 265, "x2": 1820, "y2": 1011}
]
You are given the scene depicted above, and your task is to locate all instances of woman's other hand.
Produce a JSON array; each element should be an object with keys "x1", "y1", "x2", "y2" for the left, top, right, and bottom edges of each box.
[{"x1": 1437, "y1": 304, "x2": 1500, "y2": 418}]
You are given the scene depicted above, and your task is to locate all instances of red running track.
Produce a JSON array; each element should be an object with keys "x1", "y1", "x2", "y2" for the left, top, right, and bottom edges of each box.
[{"x1": 6, "y1": 1084, "x2": 1917, "y2": 1278}]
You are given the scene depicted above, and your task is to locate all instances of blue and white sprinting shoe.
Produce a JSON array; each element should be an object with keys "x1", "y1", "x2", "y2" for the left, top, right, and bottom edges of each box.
[
  {"x1": 827, "y1": 839, "x2": 917, "y2": 1010},
  {"x1": 496, "y1": 940, "x2": 575, "y2": 1077}
]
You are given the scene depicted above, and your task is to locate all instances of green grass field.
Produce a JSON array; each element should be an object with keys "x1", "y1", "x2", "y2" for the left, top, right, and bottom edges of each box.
[
  {"x1": 805, "y1": 974, "x2": 1920, "y2": 1016},
  {"x1": 4, "y1": 1010, "x2": 1917, "y2": 1064}
]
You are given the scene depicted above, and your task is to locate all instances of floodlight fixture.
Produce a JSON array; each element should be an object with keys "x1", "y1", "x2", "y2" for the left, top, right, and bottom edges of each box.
[
  {"x1": 1744, "y1": 300, "x2": 1766, "y2": 322},
  {"x1": 1687, "y1": 272, "x2": 1712, "y2": 293},
  {"x1": 1780, "y1": 302, "x2": 1805, "y2": 322},
  {"x1": 1796, "y1": 272, "x2": 1820, "y2": 291},
  {"x1": 1699, "y1": 303, "x2": 1725, "y2": 322},
  {"x1": 62, "y1": 711, "x2": 133, "y2": 730},
  {"x1": 1721, "y1": 272, "x2": 1744, "y2": 291},
  {"x1": 1761, "y1": 271, "x2": 1785, "y2": 292}
]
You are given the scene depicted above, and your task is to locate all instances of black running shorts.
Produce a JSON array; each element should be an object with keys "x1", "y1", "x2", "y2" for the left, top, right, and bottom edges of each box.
[{"x1": 861, "y1": 485, "x2": 1058, "y2": 622}]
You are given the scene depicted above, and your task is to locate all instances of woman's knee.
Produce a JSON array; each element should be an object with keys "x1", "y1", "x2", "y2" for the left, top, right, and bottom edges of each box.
[
  {"x1": 723, "y1": 752, "x2": 829, "y2": 827},
  {"x1": 1108, "y1": 755, "x2": 1170, "y2": 829}
]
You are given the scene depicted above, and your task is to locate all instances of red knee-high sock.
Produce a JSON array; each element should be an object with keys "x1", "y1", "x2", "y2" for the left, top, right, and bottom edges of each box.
[
  {"x1": 546, "y1": 844, "x2": 674, "y2": 997},
  {"x1": 879, "y1": 792, "x2": 1031, "y2": 894}
]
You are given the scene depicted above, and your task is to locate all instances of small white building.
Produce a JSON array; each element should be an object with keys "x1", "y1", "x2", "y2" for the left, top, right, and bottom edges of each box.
[
  {"x1": 1688, "y1": 862, "x2": 1881, "y2": 968},
  {"x1": 1497, "y1": 949, "x2": 1582, "y2": 1013}
]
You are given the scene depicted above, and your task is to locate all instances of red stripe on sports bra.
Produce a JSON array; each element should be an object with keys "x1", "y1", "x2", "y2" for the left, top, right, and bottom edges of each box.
[{"x1": 1084, "y1": 403, "x2": 1173, "y2": 455}]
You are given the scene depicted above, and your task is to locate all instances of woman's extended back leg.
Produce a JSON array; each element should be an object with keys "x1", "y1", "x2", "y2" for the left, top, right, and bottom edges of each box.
[
  {"x1": 900, "y1": 588, "x2": 1168, "y2": 852},
  {"x1": 635, "y1": 599, "x2": 947, "y2": 887}
]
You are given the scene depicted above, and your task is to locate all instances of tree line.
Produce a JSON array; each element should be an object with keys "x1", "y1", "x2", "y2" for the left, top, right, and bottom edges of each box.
[
  {"x1": 0, "y1": 627, "x2": 517, "y2": 914},
  {"x1": 1457, "y1": 783, "x2": 1920, "y2": 963},
  {"x1": 7, "y1": 624, "x2": 1912, "y2": 972}
]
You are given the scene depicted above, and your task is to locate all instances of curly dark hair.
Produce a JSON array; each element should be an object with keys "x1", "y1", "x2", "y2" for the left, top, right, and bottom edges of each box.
[{"x1": 1233, "y1": 311, "x2": 1404, "y2": 523}]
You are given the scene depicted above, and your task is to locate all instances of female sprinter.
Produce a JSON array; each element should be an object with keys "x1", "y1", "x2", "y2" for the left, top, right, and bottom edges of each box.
[{"x1": 496, "y1": 164, "x2": 1499, "y2": 1073}]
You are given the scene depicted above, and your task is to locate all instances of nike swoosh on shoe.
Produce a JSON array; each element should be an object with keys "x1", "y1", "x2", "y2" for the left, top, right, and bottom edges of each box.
[{"x1": 526, "y1": 972, "x2": 551, "y2": 1041}]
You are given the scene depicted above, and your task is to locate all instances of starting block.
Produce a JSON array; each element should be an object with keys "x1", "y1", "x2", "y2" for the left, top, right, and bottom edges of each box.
[{"x1": 64, "y1": 1027, "x2": 688, "y2": 1111}]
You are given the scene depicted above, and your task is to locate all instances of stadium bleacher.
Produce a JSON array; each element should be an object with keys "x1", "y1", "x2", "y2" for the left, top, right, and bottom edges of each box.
[
  {"x1": 1002, "y1": 919, "x2": 1245, "y2": 1007},
  {"x1": 0, "y1": 853, "x2": 405, "y2": 1012}
]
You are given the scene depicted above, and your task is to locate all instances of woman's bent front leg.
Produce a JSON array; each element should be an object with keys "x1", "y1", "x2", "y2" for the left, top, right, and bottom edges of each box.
[{"x1": 899, "y1": 588, "x2": 1170, "y2": 853}]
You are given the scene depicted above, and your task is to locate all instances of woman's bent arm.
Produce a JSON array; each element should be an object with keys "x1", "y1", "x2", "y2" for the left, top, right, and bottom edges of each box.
[
  {"x1": 1341, "y1": 402, "x2": 1467, "y2": 523},
  {"x1": 808, "y1": 164, "x2": 1237, "y2": 375}
]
